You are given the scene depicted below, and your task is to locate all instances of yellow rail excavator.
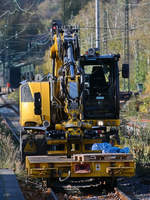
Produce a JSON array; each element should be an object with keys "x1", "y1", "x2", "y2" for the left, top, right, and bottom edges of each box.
[{"x1": 19, "y1": 20, "x2": 135, "y2": 187}]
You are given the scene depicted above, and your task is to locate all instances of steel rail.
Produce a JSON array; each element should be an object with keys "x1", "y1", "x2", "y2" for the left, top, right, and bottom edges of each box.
[
  {"x1": 2, "y1": 115, "x2": 20, "y2": 143},
  {"x1": 115, "y1": 187, "x2": 132, "y2": 200},
  {"x1": 0, "y1": 94, "x2": 19, "y2": 114},
  {"x1": 0, "y1": 95, "x2": 20, "y2": 143}
]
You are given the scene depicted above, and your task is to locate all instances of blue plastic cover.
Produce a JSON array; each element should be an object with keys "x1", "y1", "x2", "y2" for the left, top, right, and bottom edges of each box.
[{"x1": 92, "y1": 143, "x2": 130, "y2": 153}]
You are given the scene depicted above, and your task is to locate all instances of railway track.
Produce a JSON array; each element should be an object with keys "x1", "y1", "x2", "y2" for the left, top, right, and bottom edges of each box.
[
  {"x1": 72, "y1": 188, "x2": 131, "y2": 200},
  {"x1": 51, "y1": 180, "x2": 132, "y2": 200},
  {"x1": 20, "y1": 177, "x2": 132, "y2": 200},
  {"x1": 53, "y1": 187, "x2": 132, "y2": 200},
  {"x1": 0, "y1": 94, "x2": 21, "y2": 143},
  {"x1": 0, "y1": 93, "x2": 19, "y2": 114},
  {"x1": 114, "y1": 188, "x2": 131, "y2": 200}
]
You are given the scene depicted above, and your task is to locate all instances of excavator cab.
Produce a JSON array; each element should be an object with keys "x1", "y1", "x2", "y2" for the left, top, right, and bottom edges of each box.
[{"x1": 80, "y1": 49, "x2": 120, "y2": 120}]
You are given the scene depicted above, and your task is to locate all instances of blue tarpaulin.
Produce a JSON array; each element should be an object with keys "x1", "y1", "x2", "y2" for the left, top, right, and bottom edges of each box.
[{"x1": 92, "y1": 142, "x2": 130, "y2": 153}]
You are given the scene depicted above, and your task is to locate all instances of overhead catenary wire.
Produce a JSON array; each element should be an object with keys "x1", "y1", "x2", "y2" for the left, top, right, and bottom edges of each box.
[
  {"x1": 125, "y1": 2, "x2": 150, "y2": 6},
  {"x1": 13, "y1": 0, "x2": 38, "y2": 13},
  {"x1": 2, "y1": 24, "x2": 148, "y2": 32},
  {"x1": 0, "y1": 32, "x2": 50, "y2": 54},
  {"x1": 0, "y1": 9, "x2": 17, "y2": 18},
  {"x1": 111, "y1": 1, "x2": 150, "y2": 7},
  {"x1": 1, "y1": 1, "x2": 150, "y2": 53},
  {"x1": 6, "y1": 27, "x2": 26, "y2": 41},
  {"x1": 1, "y1": 23, "x2": 150, "y2": 51},
  {"x1": 0, "y1": 0, "x2": 40, "y2": 19}
]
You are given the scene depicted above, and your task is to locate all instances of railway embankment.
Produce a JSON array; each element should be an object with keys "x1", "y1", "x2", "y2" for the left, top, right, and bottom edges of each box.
[
  {"x1": 0, "y1": 117, "x2": 21, "y2": 172},
  {"x1": 120, "y1": 94, "x2": 150, "y2": 200}
]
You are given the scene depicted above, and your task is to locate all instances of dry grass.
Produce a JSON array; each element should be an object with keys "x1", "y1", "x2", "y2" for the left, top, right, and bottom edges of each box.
[
  {"x1": 0, "y1": 118, "x2": 23, "y2": 174},
  {"x1": 7, "y1": 89, "x2": 19, "y2": 103},
  {"x1": 120, "y1": 125, "x2": 150, "y2": 165},
  {"x1": 144, "y1": 72, "x2": 150, "y2": 94},
  {"x1": 121, "y1": 93, "x2": 150, "y2": 167}
]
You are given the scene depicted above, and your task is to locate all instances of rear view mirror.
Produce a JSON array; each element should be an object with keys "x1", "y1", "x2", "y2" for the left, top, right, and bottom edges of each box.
[
  {"x1": 122, "y1": 64, "x2": 129, "y2": 78},
  {"x1": 34, "y1": 92, "x2": 42, "y2": 115}
]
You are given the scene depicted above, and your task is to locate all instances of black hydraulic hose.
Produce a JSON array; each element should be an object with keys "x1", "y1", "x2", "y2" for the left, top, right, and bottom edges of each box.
[
  {"x1": 52, "y1": 57, "x2": 55, "y2": 78},
  {"x1": 58, "y1": 170, "x2": 71, "y2": 182}
]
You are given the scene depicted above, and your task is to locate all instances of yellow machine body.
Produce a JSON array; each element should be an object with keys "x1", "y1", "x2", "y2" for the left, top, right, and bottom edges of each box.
[
  {"x1": 19, "y1": 21, "x2": 135, "y2": 183},
  {"x1": 19, "y1": 82, "x2": 50, "y2": 127}
]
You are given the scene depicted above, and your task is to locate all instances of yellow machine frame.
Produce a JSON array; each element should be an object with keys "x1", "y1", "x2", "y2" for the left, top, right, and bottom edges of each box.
[{"x1": 26, "y1": 153, "x2": 135, "y2": 179}]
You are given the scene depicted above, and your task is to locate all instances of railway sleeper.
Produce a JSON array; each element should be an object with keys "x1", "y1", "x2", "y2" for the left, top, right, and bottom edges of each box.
[{"x1": 46, "y1": 177, "x2": 118, "y2": 195}]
